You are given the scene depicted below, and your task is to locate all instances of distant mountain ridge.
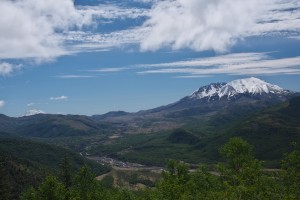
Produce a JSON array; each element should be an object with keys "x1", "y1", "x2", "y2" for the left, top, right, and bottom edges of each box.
[
  {"x1": 146, "y1": 77, "x2": 297, "y2": 116},
  {"x1": 1, "y1": 77, "x2": 299, "y2": 169},
  {"x1": 0, "y1": 77, "x2": 299, "y2": 137},
  {"x1": 88, "y1": 77, "x2": 299, "y2": 134}
]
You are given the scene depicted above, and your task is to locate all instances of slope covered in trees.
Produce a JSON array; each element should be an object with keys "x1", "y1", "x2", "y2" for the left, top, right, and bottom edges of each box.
[
  {"x1": 0, "y1": 135, "x2": 110, "y2": 199},
  {"x1": 19, "y1": 137, "x2": 300, "y2": 200}
]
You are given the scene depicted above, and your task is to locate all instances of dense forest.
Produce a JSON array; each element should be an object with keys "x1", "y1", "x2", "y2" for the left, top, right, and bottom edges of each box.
[{"x1": 2, "y1": 137, "x2": 298, "y2": 200}]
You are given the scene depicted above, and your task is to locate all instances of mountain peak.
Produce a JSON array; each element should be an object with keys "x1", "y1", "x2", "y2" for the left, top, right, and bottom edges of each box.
[
  {"x1": 22, "y1": 109, "x2": 46, "y2": 117},
  {"x1": 227, "y1": 77, "x2": 283, "y2": 95},
  {"x1": 189, "y1": 77, "x2": 288, "y2": 101}
]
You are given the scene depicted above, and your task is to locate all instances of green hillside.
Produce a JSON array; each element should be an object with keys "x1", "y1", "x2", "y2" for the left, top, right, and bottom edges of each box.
[
  {"x1": 89, "y1": 97, "x2": 300, "y2": 167},
  {"x1": 222, "y1": 96, "x2": 300, "y2": 163},
  {"x1": 0, "y1": 135, "x2": 110, "y2": 199}
]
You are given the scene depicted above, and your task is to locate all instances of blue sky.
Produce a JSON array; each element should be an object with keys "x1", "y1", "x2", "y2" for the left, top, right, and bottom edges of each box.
[{"x1": 0, "y1": 0, "x2": 300, "y2": 117}]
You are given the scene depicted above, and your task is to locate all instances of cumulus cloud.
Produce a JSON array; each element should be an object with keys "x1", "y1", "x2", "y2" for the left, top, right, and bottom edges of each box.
[
  {"x1": 1, "y1": 0, "x2": 299, "y2": 60},
  {"x1": 138, "y1": 52, "x2": 300, "y2": 76},
  {"x1": 0, "y1": 62, "x2": 23, "y2": 76},
  {"x1": 50, "y1": 96, "x2": 68, "y2": 101},
  {"x1": 0, "y1": 0, "x2": 85, "y2": 60},
  {"x1": 0, "y1": 63, "x2": 14, "y2": 76},
  {"x1": 140, "y1": 0, "x2": 300, "y2": 52},
  {"x1": 0, "y1": 100, "x2": 5, "y2": 108},
  {"x1": 0, "y1": 0, "x2": 149, "y2": 60}
]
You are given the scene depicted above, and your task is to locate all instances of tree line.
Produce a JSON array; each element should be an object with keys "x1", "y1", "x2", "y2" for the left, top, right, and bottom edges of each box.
[{"x1": 14, "y1": 137, "x2": 300, "y2": 199}]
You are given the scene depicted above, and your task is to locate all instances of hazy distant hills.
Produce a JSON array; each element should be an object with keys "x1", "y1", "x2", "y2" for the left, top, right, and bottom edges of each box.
[
  {"x1": 0, "y1": 114, "x2": 112, "y2": 137},
  {"x1": 0, "y1": 77, "x2": 299, "y2": 167},
  {"x1": 91, "y1": 77, "x2": 299, "y2": 133},
  {"x1": 0, "y1": 77, "x2": 299, "y2": 138}
]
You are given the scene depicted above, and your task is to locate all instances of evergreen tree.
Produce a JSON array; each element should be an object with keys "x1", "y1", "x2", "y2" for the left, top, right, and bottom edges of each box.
[
  {"x1": 60, "y1": 152, "x2": 72, "y2": 189},
  {"x1": 38, "y1": 176, "x2": 66, "y2": 200},
  {"x1": 280, "y1": 144, "x2": 300, "y2": 199},
  {"x1": 0, "y1": 159, "x2": 11, "y2": 200},
  {"x1": 72, "y1": 165, "x2": 97, "y2": 200}
]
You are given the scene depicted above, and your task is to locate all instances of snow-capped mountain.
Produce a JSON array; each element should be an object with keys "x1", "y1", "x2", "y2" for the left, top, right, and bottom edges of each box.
[
  {"x1": 22, "y1": 109, "x2": 46, "y2": 117},
  {"x1": 189, "y1": 77, "x2": 291, "y2": 101}
]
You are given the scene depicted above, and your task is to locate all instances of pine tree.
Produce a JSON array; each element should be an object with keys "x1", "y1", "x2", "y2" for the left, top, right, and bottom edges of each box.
[
  {"x1": 60, "y1": 152, "x2": 72, "y2": 189},
  {"x1": 0, "y1": 159, "x2": 11, "y2": 200}
]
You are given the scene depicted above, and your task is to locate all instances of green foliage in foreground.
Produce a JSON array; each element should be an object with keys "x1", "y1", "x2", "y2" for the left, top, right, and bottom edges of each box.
[
  {"x1": 0, "y1": 137, "x2": 110, "y2": 199},
  {"x1": 20, "y1": 137, "x2": 300, "y2": 200}
]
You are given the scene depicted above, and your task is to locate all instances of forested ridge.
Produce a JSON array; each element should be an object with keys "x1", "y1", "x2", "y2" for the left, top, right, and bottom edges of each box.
[{"x1": 2, "y1": 137, "x2": 298, "y2": 200}]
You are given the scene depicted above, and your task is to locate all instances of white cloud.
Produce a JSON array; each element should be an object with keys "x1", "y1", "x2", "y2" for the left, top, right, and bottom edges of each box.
[
  {"x1": 55, "y1": 75, "x2": 96, "y2": 79},
  {"x1": 1, "y1": 0, "x2": 299, "y2": 61},
  {"x1": 140, "y1": 0, "x2": 300, "y2": 52},
  {"x1": 27, "y1": 102, "x2": 35, "y2": 106},
  {"x1": 138, "y1": 52, "x2": 300, "y2": 76},
  {"x1": 138, "y1": 53, "x2": 268, "y2": 68},
  {"x1": 87, "y1": 67, "x2": 127, "y2": 73},
  {"x1": 64, "y1": 27, "x2": 148, "y2": 52},
  {"x1": 0, "y1": 0, "x2": 149, "y2": 60},
  {"x1": 79, "y1": 5, "x2": 149, "y2": 20},
  {"x1": 0, "y1": 62, "x2": 23, "y2": 76},
  {"x1": 0, "y1": 100, "x2": 5, "y2": 108},
  {"x1": 0, "y1": 0, "x2": 84, "y2": 60},
  {"x1": 290, "y1": 36, "x2": 300, "y2": 40},
  {"x1": 0, "y1": 62, "x2": 14, "y2": 76},
  {"x1": 50, "y1": 96, "x2": 68, "y2": 101},
  {"x1": 133, "y1": 0, "x2": 159, "y2": 4},
  {"x1": 174, "y1": 75, "x2": 210, "y2": 79}
]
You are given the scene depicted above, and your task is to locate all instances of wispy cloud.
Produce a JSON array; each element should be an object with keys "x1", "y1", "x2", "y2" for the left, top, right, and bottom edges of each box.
[
  {"x1": 138, "y1": 53, "x2": 268, "y2": 68},
  {"x1": 86, "y1": 67, "x2": 127, "y2": 73},
  {"x1": 64, "y1": 27, "x2": 148, "y2": 52},
  {"x1": 27, "y1": 102, "x2": 35, "y2": 106},
  {"x1": 50, "y1": 96, "x2": 68, "y2": 101},
  {"x1": 0, "y1": 100, "x2": 5, "y2": 108},
  {"x1": 79, "y1": 4, "x2": 149, "y2": 20},
  {"x1": 174, "y1": 75, "x2": 211, "y2": 79},
  {"x1": 55, "y1": 75, "x2": 96, "y2": 79},
  {"x1": 138, "y1": 52, "x2": 300, "y2": 76}
]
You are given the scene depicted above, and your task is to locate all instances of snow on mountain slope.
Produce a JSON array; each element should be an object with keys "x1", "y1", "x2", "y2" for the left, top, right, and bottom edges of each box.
[
  {"x1": 190, "y1": 77, "x2": 289, "y2": 101},
  {"x1": 22, "y1": 109, "x2": 46, "y2": 117}
]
